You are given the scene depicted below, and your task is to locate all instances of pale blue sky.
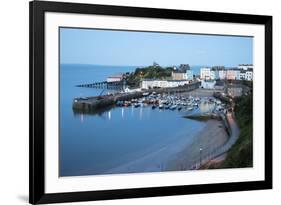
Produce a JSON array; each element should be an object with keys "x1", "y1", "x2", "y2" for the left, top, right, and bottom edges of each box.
[{"x1": 60, "y1": 27, "x2": 253, "y2": 67}]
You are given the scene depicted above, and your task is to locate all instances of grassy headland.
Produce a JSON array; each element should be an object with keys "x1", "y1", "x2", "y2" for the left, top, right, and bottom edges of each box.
[
  {"x1": 220, "y1": 94, "x2": 253, "y2": 168},
  {"x1": 126, "y1": 65, "x2": 173, "y2": 87}
]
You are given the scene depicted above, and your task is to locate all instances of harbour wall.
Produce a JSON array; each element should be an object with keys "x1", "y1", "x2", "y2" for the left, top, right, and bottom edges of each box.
[
  {"x1": 72, "y1": 82, "x2": 200, "y2": 112},
  {"x1": 184, "y1": 113, "x2": 231, "y2": 137}
]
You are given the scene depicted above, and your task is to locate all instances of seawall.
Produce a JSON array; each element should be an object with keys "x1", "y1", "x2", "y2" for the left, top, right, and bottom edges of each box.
[{"x1": 72, "y1": 82, "x2": 200, "y2": 112}]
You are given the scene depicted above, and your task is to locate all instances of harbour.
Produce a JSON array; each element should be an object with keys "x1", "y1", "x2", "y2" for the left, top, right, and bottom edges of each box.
[
  {"x1": 60, "y1": 64, "x2": 231, "y2": 176},
  {"x1": 72, "y1": 82, "x2": 201, "y2": 112},
  {"x1": 59, "y1": 60, "x2": 252, "y2": 176},
  {"x1": 58, "y1": 27, "x2": 253, "y2": 177},
  {"x1": 60, "y1": 60, "x2": 250, "y2": 176}
]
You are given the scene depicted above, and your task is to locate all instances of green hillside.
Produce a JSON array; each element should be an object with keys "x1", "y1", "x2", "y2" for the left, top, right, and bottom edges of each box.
[{"x1": 220, "y1": 94, "x2": 253, "y2": 168}]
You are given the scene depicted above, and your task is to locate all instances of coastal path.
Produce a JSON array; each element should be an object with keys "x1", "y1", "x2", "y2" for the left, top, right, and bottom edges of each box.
[{"x1": 190, "y1": 112, "x2": 240, "y2": 170}]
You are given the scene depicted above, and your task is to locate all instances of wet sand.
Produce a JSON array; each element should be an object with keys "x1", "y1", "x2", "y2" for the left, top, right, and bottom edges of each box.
[
  {"x1": 104, "y1": 119, "x2": 228, "y2": 175},
  {"x1": 103, "y1": 122, "x2": 206, "y2": 174},
  {"x1": 101, "y1": 90, "x2": 228, "y2": 175},
  {"x1": 165, "y1": 119, "x2": 228, "y2": 171}
]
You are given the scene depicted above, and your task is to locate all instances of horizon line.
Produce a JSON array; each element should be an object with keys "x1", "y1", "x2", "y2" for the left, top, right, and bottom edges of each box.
[{"x1": 60, "y1": 63, "x2": 252, "y2": 68}]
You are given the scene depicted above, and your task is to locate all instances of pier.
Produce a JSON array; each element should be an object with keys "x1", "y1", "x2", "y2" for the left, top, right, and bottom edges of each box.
[
  {"x1": 76, "y1": 81, "x2": 125, "y2": 89},
  {"x1": 72, "y1": 82, "x2": 200, "y2": 112}
]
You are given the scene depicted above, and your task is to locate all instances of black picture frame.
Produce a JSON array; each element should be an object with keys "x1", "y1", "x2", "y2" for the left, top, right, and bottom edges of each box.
[{"x1": 29, "y1": 0, "x2": 272, "y2": 204}]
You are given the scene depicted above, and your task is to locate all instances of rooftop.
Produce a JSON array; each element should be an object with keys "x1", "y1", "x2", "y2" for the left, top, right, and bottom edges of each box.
[
  {"x1": 238, "y1": 64, "x2": 253, "y2": 66},
  {"x1": 142, "y1": 79, "x2": 189, "y2": 82},
  {"x1": 172, "y1": 70, "x2": 186, "y2": 74},
  {"x1": 107, "y1": 74, "x2": 124, "y2": 78}
]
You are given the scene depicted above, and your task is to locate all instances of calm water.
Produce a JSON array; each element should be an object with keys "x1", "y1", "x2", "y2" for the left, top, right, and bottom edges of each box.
[{"x1": 59, "y1": 64, "x2": 209, "y2": 176}]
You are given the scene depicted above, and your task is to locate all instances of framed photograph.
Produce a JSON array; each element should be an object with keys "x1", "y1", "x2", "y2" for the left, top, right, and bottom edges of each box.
[{"x1": 29, "y1": 0, "x2": 272, "y2": 204}]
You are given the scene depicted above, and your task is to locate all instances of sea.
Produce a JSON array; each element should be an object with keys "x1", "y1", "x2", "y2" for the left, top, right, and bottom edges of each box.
[{"x1": 59, "y1": 64, "x2": 210, "y2": 176}]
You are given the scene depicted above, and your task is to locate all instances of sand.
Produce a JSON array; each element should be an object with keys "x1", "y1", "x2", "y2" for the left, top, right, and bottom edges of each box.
[
  {"x1": 165, "y1": 119, "x2": 229, "y2": 171},
  {"x1": 103, "y1": 89, "x2": 230, "y2": 174},
  {"x1": 103, "y1": 123, "x2": 204, "y2": 174},
  {"x1": 103, "y1": 119, "x2": 228, "y2": 174}
]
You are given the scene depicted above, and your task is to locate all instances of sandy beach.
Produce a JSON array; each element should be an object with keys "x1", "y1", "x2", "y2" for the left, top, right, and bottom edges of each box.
[
  {"x1": 79, "y1": 90, "x2": 230, "y2": 176},
  {"x1": 165, "y1": 119, "x2": 228, "y2": 171},
  {"x1": 103, "y1": 119, "x2": 228, "y2": 175},
  {"x1": 103, "y1": 121, "x2": 205, "y2": 174}
]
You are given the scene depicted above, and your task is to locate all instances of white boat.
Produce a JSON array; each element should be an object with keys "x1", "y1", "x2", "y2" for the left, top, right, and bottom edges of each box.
[
  {"x1": 187, "y1": 107, "x2": 193, "y2": 111},
  {"x1": 134, "y1": 103, "x2": 140, "y2": 108},
  {"x1": 170, "y1": 105, "x2": 177, "y2": 110}
]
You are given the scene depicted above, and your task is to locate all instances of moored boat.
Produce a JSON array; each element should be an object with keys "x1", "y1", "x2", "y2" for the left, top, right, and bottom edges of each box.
[
  {"x1": 170, "y1": 105, "x2": 177, "y2": 110},
  {"x1": 165, "y1": 105, "x2": 170, "y2": 109},
  {"x1": 116, "y1": 101, "x2": 124, "y2": 106},
  {"x1": 187, "y1": 107, "x2": 193, "y2": 111},
  {"x1": 142, "y1": 92, "x2": 150, "y2": 96},
  {"x1": 134, "y1": 103, "x2": 140, "y2": 108},
  {"x1": 124, "y1": 101, "x2": 131, "y2": 107}
]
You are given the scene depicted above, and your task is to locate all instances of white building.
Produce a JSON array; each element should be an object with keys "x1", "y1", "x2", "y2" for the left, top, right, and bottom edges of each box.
[
  {"x1": 245, "y1": 71, "x2": 253, "y2": 81},
  {"x1": 239, "y1": 71, "x2": 246, "y2": 80},
  {"x1": 186, "y1": 69, "x2": 194, "y2": 81},
  {"x1": 200, "y1": 67, "x2": 215, "y2": 80},
  {"x1": 201, "y1": 80, "x2": 216, "y2": 89},
  {"x1": 107, "y1": 74, "x2": 123, "y2": 82},
  {"x1": 211, "y1": 66, "x2": 225, "y2": 80},
  {"x1": 202, "y1": 65, "x2": 252, "y2": 81},
  {"x1": 239, "y1": 70, "x2": 253, "y2": 81},
  {"x1": 124, "y1": 87, "x2": 142, "y2": 93},
  {"x1": 141, "y1": 79, "x2": 189, "y2": 89},
  {"x1": 238, "y1": 64, "x2": 253, "y2": 81}
]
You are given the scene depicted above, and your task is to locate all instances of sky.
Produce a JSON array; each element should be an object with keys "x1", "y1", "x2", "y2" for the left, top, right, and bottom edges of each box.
[{"x1": 60, "y1": 27, "x2": 253, "y2": 67}]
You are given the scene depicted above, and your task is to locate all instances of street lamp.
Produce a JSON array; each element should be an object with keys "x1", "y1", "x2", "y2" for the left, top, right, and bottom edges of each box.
[{"x1": 199, "y1": 148, "x2": 203, "y2": 167}]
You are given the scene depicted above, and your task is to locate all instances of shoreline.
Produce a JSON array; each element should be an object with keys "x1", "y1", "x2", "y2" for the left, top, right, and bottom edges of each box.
[
  {"x1": 103, "y1": 122, "x2": 206, "y2": 175},
  {"x1": 165, "y1": 119, "x2": 228, "y2": 171},
  {"x1": 103, "y1": 119, "x2": 228, "y2": 175}
]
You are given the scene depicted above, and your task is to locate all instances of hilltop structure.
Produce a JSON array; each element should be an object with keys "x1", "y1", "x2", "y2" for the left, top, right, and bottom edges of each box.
[{"x1": 139, "y1": 63, "x2": 193, "y2": 89}]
